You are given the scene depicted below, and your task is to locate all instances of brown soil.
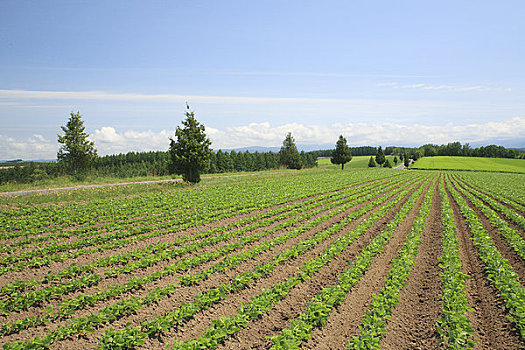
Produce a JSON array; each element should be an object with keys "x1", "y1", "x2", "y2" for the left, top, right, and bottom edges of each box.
[
  {"x1": 450, "y1": 181, "x2": 525, "y2": 282},
  {"x1": 380, "y1": 181, "x2": 442, "y2": 350},
  {"x1": 454, "y1": 176, "x2": 525, "y2": 217},
  {"x1": 5, "y1": 180, "x2": 393, "y2": 348},
  {"x1": 446, "y1": 185, "x2": 525, "y2": 350},
  {"x1": 301, "y1": 181, "x2": 428, "y2": 350},
  {"x1": 453, "y1": 177, "x2": 525, "y2": 239}
]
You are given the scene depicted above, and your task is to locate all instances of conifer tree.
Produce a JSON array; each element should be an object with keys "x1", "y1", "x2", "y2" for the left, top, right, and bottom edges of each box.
[
  {"x1": 169, "y1": 104, "x2": 212, "y2": 183},
  {"x1": 57, "y1": 112, "x2": 97, "y2": 178},
  {"x1": 375, "y1": 146, "x2": 385, "y2": 165},
  {"x1": 279, "y1": 132, "x2": 303, "y2": 169},
  {"x1": 330, "y1": 135, "x2": 352, "y2": 170},
  {"x1": 368, "y1": 156, "x2": 377, "y2": 167}
]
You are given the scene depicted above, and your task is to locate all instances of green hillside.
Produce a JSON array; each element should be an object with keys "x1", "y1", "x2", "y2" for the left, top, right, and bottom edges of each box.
[{"x1": 411, "y1": 156, "x2": 525, "y2": 173}]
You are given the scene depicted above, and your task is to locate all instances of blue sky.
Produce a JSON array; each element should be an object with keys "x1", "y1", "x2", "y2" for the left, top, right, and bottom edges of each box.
[{"x1": 1, "y1": 0, "x2": 524, "y2": 159}]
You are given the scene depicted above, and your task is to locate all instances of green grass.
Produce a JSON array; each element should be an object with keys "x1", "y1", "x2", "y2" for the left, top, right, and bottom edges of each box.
[
  {"x1": 317, "y1": 155, "x2": 398, "y2": 169},
  {"x1": 411, "y1": 156, "x2": 525, "y2": 173}
]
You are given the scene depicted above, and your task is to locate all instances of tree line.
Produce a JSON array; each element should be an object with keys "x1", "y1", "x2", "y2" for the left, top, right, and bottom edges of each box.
[{"x1": 1, "y1": 108, "x2": 523, "y2": 185}]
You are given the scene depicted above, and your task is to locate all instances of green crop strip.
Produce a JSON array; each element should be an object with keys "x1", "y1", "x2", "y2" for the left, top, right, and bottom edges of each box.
[
  {"x1": 436, "y1": 179, "x2": 474, "y2": 349},
  {"x1": 0, "y1": 178, "x2": 387, "y2": 331},
  {"x1": 455, "y1": 173, "x2": 525, "y2": 212},
  {"x1": 269, "y1": 176, "x2": 434, "y2": 349},
  {"x1": 0, "y1": 175, "x2": 405, "y2": 319},
  {"x1": 450, "y1": 177, "x2": 525, "y2": 260},
  {"x1": 2, "y1": 175, "x2": 425, "y2": 349},
  {"x1": 160, "y1": 177, "x2": 429, "y2": 350},
  {"x1": 347, "y1": 178, "x2": 435, "y2": 349},
  {"x1": 453, "y1": 176, "x2": 525, "y2": 231},
  {"x1": 445, "y1": 175, "x2": 525, "y2": 339}
]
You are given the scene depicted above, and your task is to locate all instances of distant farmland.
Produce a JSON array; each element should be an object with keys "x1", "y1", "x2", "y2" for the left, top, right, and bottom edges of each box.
[{"x1": 411, "y1": 156, "x2": 525, "y2": 173}]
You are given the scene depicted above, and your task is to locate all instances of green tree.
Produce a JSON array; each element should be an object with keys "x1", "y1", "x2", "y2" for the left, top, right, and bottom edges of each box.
[
  {"x1": 393, "y1": 156, "x2": 398, "y2": 165},
  {"x1": 383, "y1": 158, "x2": 392, "y2": 168},
  {"x1": 57, "y1": 112, "x2": 97, "y2": 178},
  {"x1": 404, "y1": 153, "x2": 410, "y2": 168},
  {"x1": 368, "y1": 156, "x2": 377, "y2": 167},
  {"x1": 330, "y1": 135, "x2": 352, "y2": 170},
  {"x1": 169, "y1": 104, "x2": 212, "y2": 183},
  {"x1": 279, "y1": 132, "x2": 303, "y2": 169},
  {"x1": 375, "y1": 146, "x2": 385, "y2": 166}
]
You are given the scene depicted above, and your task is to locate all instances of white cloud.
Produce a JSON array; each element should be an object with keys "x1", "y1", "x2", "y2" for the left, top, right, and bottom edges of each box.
[
  {"x1": 0, "y1": 134, "x2": 57, "y2": 160},
  {"x1": 377, "y1": 82, "x2": 503, "y2": 92},
  {"x1": 2, "y1": 117, "x2": 524, "y2": 160}
]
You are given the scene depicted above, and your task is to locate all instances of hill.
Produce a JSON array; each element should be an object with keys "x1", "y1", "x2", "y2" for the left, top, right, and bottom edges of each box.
[{"x1": 411, "y1": 156, "x2": 525, "y2": 173}]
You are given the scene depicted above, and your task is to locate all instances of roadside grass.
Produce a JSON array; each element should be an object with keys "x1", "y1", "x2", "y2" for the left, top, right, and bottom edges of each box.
[{"x1": 411, "y1": 156, "x2": 525, "y2": 173}]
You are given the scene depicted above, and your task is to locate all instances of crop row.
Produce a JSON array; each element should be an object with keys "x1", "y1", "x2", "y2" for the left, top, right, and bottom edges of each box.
[
  {"x1": 0, "y1": 173, "x2": 410, "y2": 316},
  {"x1": 445, "y1": 175, "x2": 525, "y2": 338},
  {"x1": 455, "y1": 172, "x2": 525, "y2": 211},
  {"x1": 453, "y1": 175, "x2": 525, "y2": 231},
  {"x1": 347, "y1": 178, "x2": 434, "y2": 349},
  {"x1": 269, "y1": 176, "x2": 433, "y2": 349},
  {"x1": 1, "y1": 171, "x2": 403, "y2": 236},
  {"x1": 450, "y1": 177, "x2": 525, "y2": 260},
  {"x1": 2, "y1": 175, "x2": 425, "y2": 349},
  {"x1": 164, "y1": 177, "x2": 430, "y2": 350},
  {"x1": 0, "y1": 174, "x2": 410, "y2": 272},
  {"x1": 0, "y1": 175, "x2": 389, "y2": 319},
  {"x1": 435, "y1": 178, "x2": 474, "y2": 349}
]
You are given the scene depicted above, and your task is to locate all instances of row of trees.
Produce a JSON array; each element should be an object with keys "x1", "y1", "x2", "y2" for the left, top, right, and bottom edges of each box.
[{"x1": 2, "y1": 108, "x2": 523, "y2": 185}]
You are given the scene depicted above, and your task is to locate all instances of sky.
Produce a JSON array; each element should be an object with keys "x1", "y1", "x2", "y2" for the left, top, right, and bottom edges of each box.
[{"x1": 1, "y1": 0, "x2": 524, "y2": 160}]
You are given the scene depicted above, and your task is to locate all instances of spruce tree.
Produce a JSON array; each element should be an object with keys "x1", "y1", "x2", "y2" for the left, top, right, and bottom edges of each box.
[
  {"x1": 169, "y1": 104, "x2": 212, "y2": 183},
  {"x1": 404, "y1": 154, "x2": 410, "y2": 168},
  {"x1": 57, "y1": 112, "x2": 97, "y2": 178},
  {"x1": 279, "y1": 132, "x2": 303, "y2": 169},
  {"x1": 330, "y1": 135, "x2": 352, "y2": 170},
  {"x1": 375, "y1": 146, "x2": 385, "y2": 165},
  {"x1": 393, "y1": 156, "x2": 398, "y2": 165},
  {"x1": 383, "y1": 159, "x2": 392, "y2": 168},
  {"x1": 368, "y1": 156, "x2": 377, "y2": 167}
]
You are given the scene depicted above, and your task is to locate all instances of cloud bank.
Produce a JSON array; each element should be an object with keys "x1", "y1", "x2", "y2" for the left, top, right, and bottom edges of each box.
[{"x1": 1, "y1": 117, "x2": 524, "y2": 160}]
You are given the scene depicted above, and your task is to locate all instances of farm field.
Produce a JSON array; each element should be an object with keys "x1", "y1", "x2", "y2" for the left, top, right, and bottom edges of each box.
[
  {"x1": 411, "y1": 156, "x2": 525, "y2": 173},
  {"x1": 0, "y1": 168, "x2": 524, "y2": 349},
  {"x1": 317, "y1": 155, "x2": 398, "y2": 169}
]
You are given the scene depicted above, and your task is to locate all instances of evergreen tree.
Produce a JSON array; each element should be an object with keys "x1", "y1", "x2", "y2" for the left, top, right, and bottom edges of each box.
[
  {"x1": 57, "y1": 112, "x2": 97, "y2": 178},
  {"x1": 368, "y1": 156, "x2": 377, "y2": 167},
  {"x1": 404, "y1": 154, "x2": 410, "y2": 168},
  {"x1": 169, "y1": 104, "x2": 212, "y2": 183},
  {"x1": 279, "y1": 132, "x2": 302, "y2": 169},
  {"x1": 383, "y1": 159, "x2": 392, "y2": 168},
  {"x1": 330, "y1": 135, "x2": 352, "y2": 170},
  {"x1": 375, "y1": 146, "x2": 385, "y2": 165},
  {"x1": 393, "y1": 156, "x2": 398, "y2": 165}
]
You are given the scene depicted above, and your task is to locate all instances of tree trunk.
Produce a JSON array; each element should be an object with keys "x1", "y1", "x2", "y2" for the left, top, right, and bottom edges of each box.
[{"x1": 341, "y1": 163, "x2": 344, "y2": 170}]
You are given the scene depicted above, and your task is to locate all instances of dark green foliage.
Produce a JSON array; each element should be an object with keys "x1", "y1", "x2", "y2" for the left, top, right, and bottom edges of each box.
[
  {"x1": 57, "y1": 112, "x2": 97, "y2": 178},
  {"x1": 375, "y1": 146, "x2": 385, "y2": 165},
  {"x1": 383, "y1": 159, "x2": 392, "y2": 168},
  {"x1": 368, "y1": 156, "x2": 377, "y2": 167},
  {"x1": 169, "y1": 105, "x2": 212, "y2": 183},
  {"x1": 279, "y1": 133, "x2": 303, "y2": 170},
  {"x1": 393, "y1": 156, "x2": 398, "y2": 164},
  {"x1": 330, "y1": 135, "x2": 352, "y2": 170},
  {"x1": 404, "y1": 154, "x2": 410, "y2": 168}
]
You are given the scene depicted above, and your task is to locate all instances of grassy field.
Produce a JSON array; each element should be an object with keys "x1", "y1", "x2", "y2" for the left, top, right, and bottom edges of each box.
[
  {"x1": 411, "y1": 156, "x2": 525, "y2": 173},
  {"x1": 317, "y1": 155, "x2": 398, "y2": 169}
]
